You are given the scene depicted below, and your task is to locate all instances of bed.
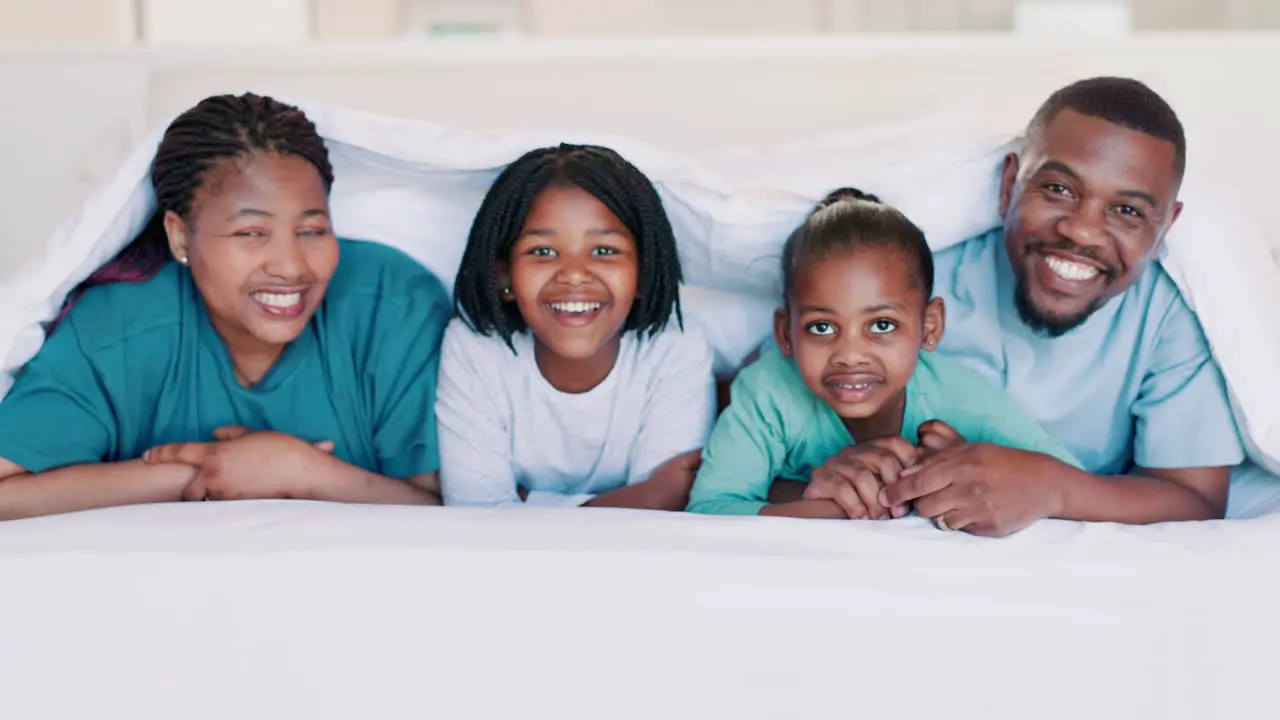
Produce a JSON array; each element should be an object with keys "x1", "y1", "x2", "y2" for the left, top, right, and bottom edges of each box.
[{"x1": 2, "y1": 497, "x2": 1278, "y2": 719}]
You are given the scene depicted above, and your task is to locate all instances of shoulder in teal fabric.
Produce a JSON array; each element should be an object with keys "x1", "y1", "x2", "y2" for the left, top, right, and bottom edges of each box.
[
  {"x1": 907, "y1": 351, "x2": 1082, "y2": 470},
  {"x1": 0, "y1": 239, "x2": 450, "y2": 479},
  {"x1": 687, "y1": 347, "x2": 1081, "y2": 516}
]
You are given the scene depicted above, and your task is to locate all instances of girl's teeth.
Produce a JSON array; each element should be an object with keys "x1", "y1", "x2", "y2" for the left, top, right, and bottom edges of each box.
[
  {"x1": 1044, "y1": 256, "x2": 1101, "y2": 281},
  {"x1": 550, "y1": 302, "x2": 601, "y2": 314},
  {"x1": 254, "y1": 292, "x2": 302, "y2": 308}
]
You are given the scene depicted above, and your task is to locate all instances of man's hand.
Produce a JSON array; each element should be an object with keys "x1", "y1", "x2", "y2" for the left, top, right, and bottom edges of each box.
[
  {"x1": 881, "y1": 442, "x2": 1067, "y2": 537},
  {"x1": 143, "y1": 429, "x2": 336, "y2": 501},
  {"x1": 801, "y1": 437, "x2": 918, "y2": 520}
]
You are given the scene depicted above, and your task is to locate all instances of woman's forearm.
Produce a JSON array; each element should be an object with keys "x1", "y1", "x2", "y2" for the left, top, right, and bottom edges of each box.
[
  {"x1": 0, "y1": 460, "x2": 195, "y2": 521},
  {"x1": 296, "y1": 454, "x2": 440, "y2": 506}
]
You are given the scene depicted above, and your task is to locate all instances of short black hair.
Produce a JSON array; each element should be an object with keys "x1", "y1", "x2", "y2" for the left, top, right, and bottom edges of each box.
[
  {"x1": 453, "y1": 144, "x2": 683, "y2": 350},
  {"x1": 781, "y1": 187, "x2": 933, "y2": 304},
  {"x1": 1028, "y1": 76, "x2": 1186, "y2": 180}
]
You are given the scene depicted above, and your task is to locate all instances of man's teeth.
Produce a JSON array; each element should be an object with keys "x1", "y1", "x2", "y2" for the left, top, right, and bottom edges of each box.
[
  {"x1": 549, "y1": 301, "x2": 601, "y2": 314},
  {"x1": 254, "y1": 291, "x2": 302, "y2": 308},
  {"x1": 1044, "y1": 255, "x2": 1101, "y2": 281}
]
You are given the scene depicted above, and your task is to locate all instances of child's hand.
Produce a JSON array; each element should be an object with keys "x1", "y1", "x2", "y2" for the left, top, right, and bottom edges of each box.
[
  {"x1": 802, "y1": 438, "x2": 918, "y2": 520},
  {"x1": 642, "y1": 450, "x2": 702, "y2": 511},
  {"x1": 917, "y1": 420, "x2": 966, "y2": 454}
]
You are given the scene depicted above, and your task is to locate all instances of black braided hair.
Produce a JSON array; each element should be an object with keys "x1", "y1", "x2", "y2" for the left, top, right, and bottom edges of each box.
[
  {"x1": 781, "y1": 187, "x2": 933, "y2": 305},
  {"x1": 453, "y1": 143, "x2": 683, "y2": 350},
  {"x1": 49, "y1": 92, "x2": 332, "y2": 333}
]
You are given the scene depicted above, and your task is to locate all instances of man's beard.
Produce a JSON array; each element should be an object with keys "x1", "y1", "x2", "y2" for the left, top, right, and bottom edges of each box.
[{"x1": 1013, "y1": 274, "x2": 1107, "y2": 338}]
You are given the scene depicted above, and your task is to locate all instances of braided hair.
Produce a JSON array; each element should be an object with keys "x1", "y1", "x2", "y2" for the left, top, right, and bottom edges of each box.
[
  {"x1": 781, "y1": 187, "x2": 934, "y2": 305},
  {"x1": 49, "y1": 93, "x2": 332, "y2": 333},
  {"x1": 453, "y1": 143, "x2": 683, "y2": 350}
]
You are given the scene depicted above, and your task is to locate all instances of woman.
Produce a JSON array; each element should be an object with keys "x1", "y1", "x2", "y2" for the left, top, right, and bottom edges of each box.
[{"x1": 0, "y1": 93, "x2": 449, "y2": 520}]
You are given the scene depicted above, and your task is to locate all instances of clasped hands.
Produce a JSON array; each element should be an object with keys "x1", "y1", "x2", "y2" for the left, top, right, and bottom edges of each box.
[
  {"x1": 795, "y1": 420, "x2": 1059, "y2": 537},
  {"x1": 142, "y1": 425, "x2": 335, "y2": 502}
]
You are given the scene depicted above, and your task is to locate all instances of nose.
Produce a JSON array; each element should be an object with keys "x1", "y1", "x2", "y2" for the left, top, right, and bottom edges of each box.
[
  {"x1": 263, "y1": 235, "x2": 308, "y2": 281},
  {"x1": 554, "y1": 254, "x2": 593, "y2": 286},
  {"x1": 831, "y1": 331, "x2": 871, "y2": 368},
  {"x1": 1054, "y1": 200, "x2": 1109, "y2": 250}
]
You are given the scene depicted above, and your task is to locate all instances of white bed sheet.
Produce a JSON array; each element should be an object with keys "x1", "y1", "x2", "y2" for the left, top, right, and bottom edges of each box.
[{"x1": 1, "y1": 492, "x2": 1277, "y2": 720}]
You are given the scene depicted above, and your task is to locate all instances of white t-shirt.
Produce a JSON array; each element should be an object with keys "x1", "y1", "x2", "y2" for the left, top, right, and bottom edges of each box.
[{"x1": 436, "y1": 317, "x2": 717, "y2": 507}]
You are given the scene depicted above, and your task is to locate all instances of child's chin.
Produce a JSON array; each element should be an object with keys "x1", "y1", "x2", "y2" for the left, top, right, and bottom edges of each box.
[
  {"x1": 829, "y1": 400, "x2": 884, "y2": 420},
  {"x1": 541, "y1": 335, "x2": 615, "y2": 362}
]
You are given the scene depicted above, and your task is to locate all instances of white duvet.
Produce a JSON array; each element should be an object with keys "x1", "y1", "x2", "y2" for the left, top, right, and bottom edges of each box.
[{"x1": 1, "y1": 500, "x2": 1279, "y2": 719}]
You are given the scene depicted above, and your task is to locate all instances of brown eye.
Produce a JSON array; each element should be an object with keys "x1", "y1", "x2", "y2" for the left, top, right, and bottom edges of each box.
[
  {"x1": 805, "y1": 321, "x2": 835, "y2": 336},
  {"x1": 869, "y1": 319, "x2": 897, "y2": 335},
  {"x1": 1043, "y1": 182, "x2": 1073, "y2": 198}
]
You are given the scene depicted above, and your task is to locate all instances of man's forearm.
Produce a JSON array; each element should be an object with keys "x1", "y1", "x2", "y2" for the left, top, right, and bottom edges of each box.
[{"x1": 1052, "y1": 464, "x2": 1223, "y2": 524}]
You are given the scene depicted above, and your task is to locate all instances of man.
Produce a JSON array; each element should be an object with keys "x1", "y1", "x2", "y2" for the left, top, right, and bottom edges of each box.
[{"x1": 797, "y1": 76, "x2": 1247, "y2": 536}]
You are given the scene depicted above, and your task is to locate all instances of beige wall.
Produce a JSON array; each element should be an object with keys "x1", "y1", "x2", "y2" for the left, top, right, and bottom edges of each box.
[
  {"x1": 0, "y1": 0, "x2": 134, "y2": 45},
  {"x1": 8, "y1": 1, "x2": 1280, "y2": 45}
]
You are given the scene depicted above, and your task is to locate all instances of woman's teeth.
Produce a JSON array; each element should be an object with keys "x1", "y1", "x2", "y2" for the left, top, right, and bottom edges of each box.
[
  {"x1": 1044, "y1": 255, "x2": 1101, "y2": 281},
  {"x1": 253, "y1": 291, "x2": 302, "y2": 308},
  {"x1": 549, "y1": 301, "x2": 602, "y2": 314},
  {"x1": 835, "y1": 382, "x2": 870, "y2": 390}
]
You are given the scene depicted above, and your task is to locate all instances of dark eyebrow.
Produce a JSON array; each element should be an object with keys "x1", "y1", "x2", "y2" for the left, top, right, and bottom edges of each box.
[
  {"x1": 299, "y1": 209, "x2": 329, "y2": 219},
  {"x1": 1116, "y1": 189, "x2": 1159, "y2": 210},
  {"x1": 1038, "y1": 160, "x2": 1080, "y2": 180},
  {"x1": 227, "y1": 208, "x2": 273, "y2": 221},
  {"x1": 864, "y1": 302, "x2": 907, "y2": 313},
  {"x1": 798, "y1": 305, "x2": 837, "y2": 315},
  {"x1": 1039, "y1": 160, "x2": 1159, "y2": 210}
]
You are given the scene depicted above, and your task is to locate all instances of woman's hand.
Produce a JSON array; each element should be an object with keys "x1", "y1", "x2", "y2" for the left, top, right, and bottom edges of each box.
[
  {"x1": 801, "y1": 437, "x2": 918, "y2": 520},
  {"x1": 143, "y1": 428, "x2": 335, "y2": 501}
]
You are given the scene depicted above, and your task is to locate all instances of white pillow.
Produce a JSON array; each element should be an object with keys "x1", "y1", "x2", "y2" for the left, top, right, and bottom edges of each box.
[{"x1": 0, "y1": 99, "x2": 1274, "y2": 473}]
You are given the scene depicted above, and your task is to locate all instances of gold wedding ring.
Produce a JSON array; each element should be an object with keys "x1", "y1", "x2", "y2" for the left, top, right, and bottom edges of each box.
[{"x1": 935, "y1": 515, "x2": 952, "y2": 532}]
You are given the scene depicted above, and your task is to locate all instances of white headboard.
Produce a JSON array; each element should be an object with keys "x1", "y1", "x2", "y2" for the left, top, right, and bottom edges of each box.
[{"x1": 3, "y1": 35, "x2": 1279, "y2": 277}]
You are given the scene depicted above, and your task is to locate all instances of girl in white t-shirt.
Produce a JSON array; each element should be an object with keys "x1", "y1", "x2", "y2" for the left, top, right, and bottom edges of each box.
[{"x1": 437, "y1": 144, "x2": 716, "y2": 509}]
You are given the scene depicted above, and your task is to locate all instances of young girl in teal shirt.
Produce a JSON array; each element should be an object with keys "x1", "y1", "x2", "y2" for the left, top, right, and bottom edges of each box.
[
  {"x1": 0, "y1": 94, "x2": 449, "y2": 520},
  {"x1": 688, "y1": 189, "x2": 1080, "y2": 525}
]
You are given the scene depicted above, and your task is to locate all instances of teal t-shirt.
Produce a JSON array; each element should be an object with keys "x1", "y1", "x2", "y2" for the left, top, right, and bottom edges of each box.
[
  {"x1": 0, "y1": 239, "x2": 450, "y2": 479},
  {"x1": 687, "y1": 347, "x2": 1082, "y2": 516}
]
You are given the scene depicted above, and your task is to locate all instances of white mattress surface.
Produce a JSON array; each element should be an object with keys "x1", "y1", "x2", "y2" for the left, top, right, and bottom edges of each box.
[{"x1": 2, "y1": 493, "x2": 1278, "y2": 720}]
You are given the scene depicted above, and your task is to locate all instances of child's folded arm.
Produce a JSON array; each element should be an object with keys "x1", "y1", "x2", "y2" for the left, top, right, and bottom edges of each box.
[
  {"x1": 685, "y1": 369, "x2": 786, "y2": 516},
  {"x1": 759, "y1": 498, "x2": 848, "y2": 519}
]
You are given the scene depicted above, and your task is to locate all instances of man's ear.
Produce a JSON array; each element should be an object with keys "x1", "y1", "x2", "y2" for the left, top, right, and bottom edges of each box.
[
  {"x1": 773, "y1": 307, "x2": 793, "y2": 356},
  {"x1": 921, "y1": 297, "x2": 946, "y2": 351},
  {"x1": 164, "y1": 210, "x2": 190, "y2": 264},
  {"x1": 999, "y1": 152, "x2": 1020, "y2": 219}
]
